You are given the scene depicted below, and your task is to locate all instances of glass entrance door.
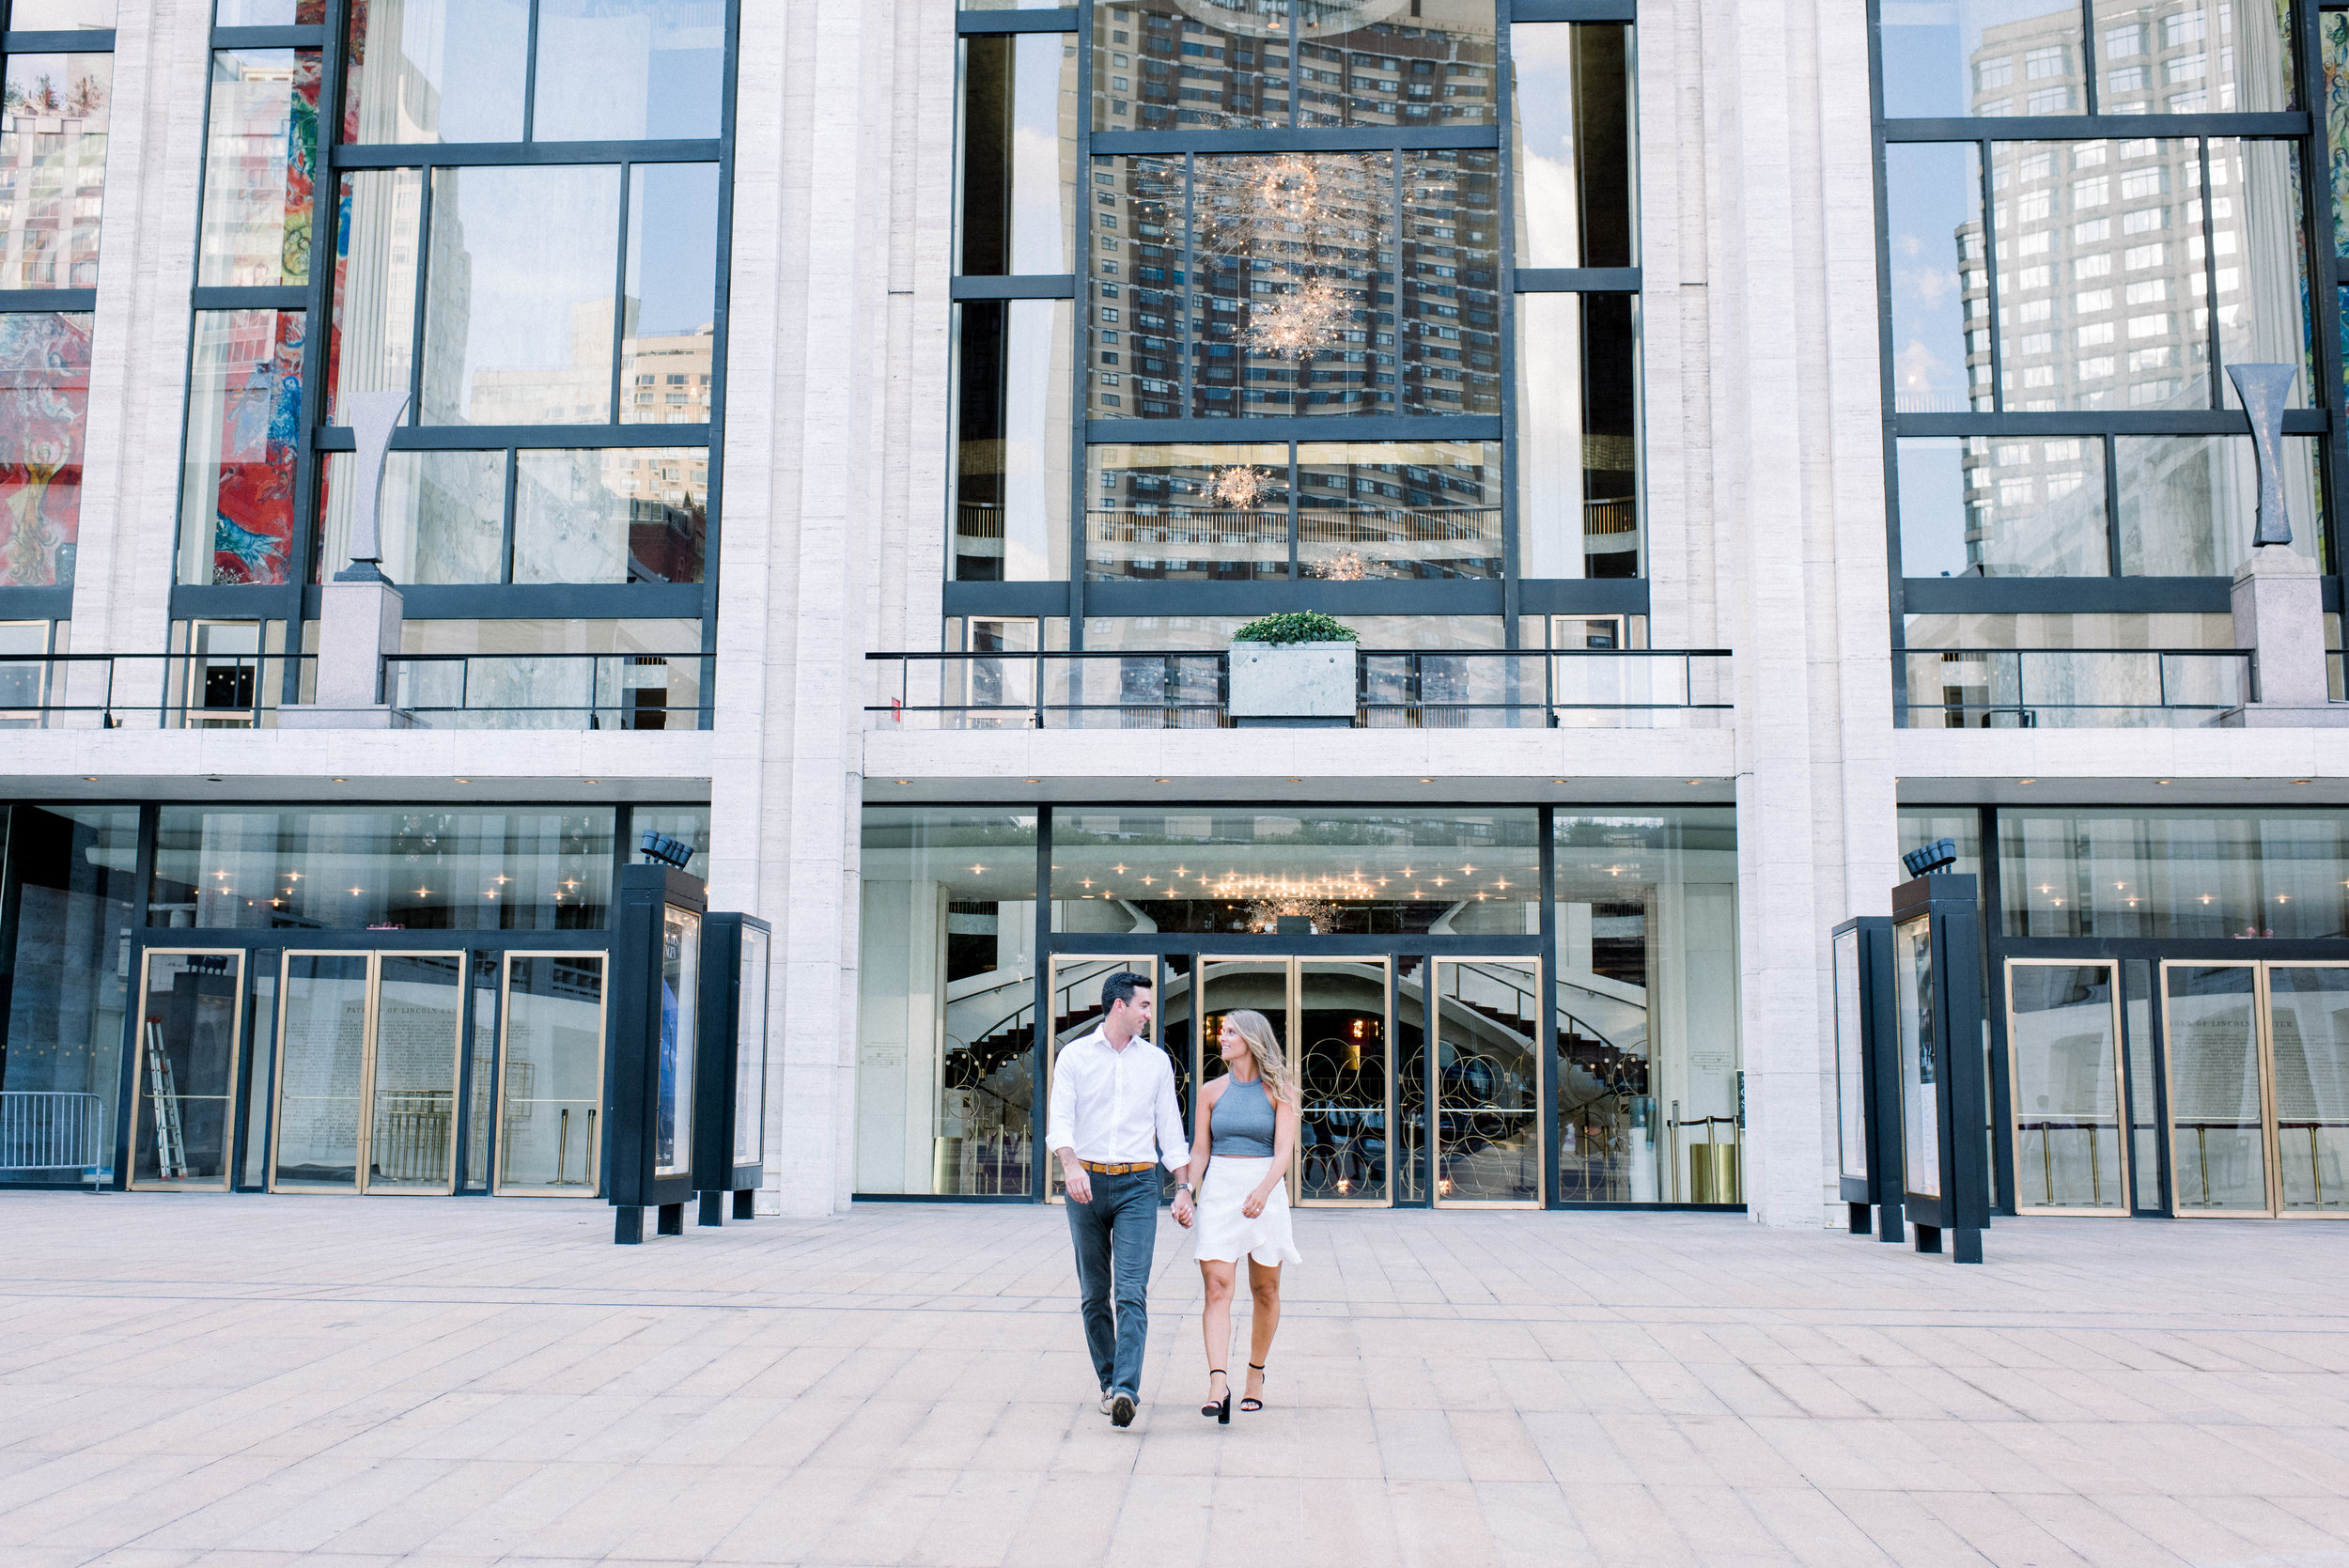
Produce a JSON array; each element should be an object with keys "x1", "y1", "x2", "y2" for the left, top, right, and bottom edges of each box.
[
  {"x1": 1197, "y1": 955, "x2": 1395, "y2": 1207},
  {"x1": 2005, "y1": 960, "x2": 2128, "y2": 1214},
  {"x1": 131, "y1": 950, "x2": 245, "y2": 1190},
  {"x1": 1046, "y1": 955, "x2": 1159, "y2": 1202},
  {"x1": 2162, "y1": 961, "x2": 2349, "y2": 1219},
  {"x1": 1428, "y1": 958, "x2": 1543, "y2": 1206},
  {"x1": 272, "y1": 951, "x2": 464, "y2": 1194}
]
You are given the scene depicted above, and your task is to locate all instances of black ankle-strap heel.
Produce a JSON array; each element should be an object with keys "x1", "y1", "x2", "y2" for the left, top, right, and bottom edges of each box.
[
  {"x1": 1202, "y1": 1369, "x2": 1231, "y2": 1423},
  {"x1": 1240, "y1": 1362, "x2": 1267, "y2": 1412}
]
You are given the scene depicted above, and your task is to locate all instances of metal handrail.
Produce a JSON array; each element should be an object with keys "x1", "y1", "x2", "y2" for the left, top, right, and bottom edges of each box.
[
  {"x1": 382, "y1": 652, "x2": 711, "y2": 730},
  {"x1": 0, "y1": 653, "x2": 314, "y2": 730},
  {"x1": 866, "y1": 647, "x2": 1734, "y2": 730},
  {"x1": 0, "y1": 1091, "x2": 109, "y2": 1191},
  {"x1": 1903, "y1": 646, "x2": 2256, "y2": 727}
]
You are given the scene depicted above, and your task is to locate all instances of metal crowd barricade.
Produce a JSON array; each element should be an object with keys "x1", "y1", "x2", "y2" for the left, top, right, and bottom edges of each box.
[{"x1": 0, "y1": 1091, "x2": 110, "y2": 1191}]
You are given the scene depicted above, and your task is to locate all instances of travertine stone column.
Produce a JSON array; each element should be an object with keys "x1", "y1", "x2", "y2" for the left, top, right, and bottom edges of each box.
[{"x1": 1700, "y1": 0, "x2": 1902, "y2": 1226}]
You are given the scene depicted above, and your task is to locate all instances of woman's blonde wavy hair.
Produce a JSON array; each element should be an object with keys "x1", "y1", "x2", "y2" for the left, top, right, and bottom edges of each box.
[{"x1": 1218, "y1": 1009, "x2": 1298, "y2": 1106}]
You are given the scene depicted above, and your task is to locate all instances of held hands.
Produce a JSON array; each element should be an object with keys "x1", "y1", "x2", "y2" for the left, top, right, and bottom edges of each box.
[{"x1": 1173, "y1": 1189, "x2": 1195, "y2": 1228}]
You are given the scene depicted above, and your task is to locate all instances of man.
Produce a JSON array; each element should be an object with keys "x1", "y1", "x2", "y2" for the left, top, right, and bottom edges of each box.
[{"x1": 1045, "y1": 970, "x2": 1198, "y2": 1428}]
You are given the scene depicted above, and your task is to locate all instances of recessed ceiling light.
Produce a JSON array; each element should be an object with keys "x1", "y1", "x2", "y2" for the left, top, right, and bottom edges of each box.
[
  {"x1": 1287, "y1": 778, "x2": 1303, "y2": 783},
  {"x1": 1687, "y1": 779, "x2": 1702, "y2": 785},
  {"x1": 2016, "y1": 778, "x2": 2035, "y2": 784},
  {"x1": 2295, "y1": 779, "x2": 2312, "y2": 785},
  {"x1": 331, "y1": 777, "x2": 346, "y2": 783},
  {"x1": 2155, "y1": 779, "x2": 2170, "y2": 784},
  {"x1": 454, "y1": 777, "x2": 471, "y2": 784},
  {"x1": 1155, "y1": 777, "x2": 1171, "y2": 783},
  {"x1": 1552, "y1": 779, "x2": 1568, "y2": 784},
  {"x1": 82, "y1": 775, "x2": 97, "y2": 783},
  {"x1": 1024, "y1": 778, "x2": 1041, "y2": 784},
  {"x1": 895, "y1": 779, "x2": 911, "y2": 784},
  {"x1": 1419, "y1": 777, "x2": 1434, "y2": 784}
]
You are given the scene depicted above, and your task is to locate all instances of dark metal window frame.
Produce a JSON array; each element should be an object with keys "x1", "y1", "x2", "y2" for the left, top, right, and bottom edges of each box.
[
  {"x1": 951, "y1": 1, "x2": 1647, "y2": 645},
  {"x1": 1869, "y1": 0, "x2": 2344, "y2": 720},
  {"x1": 0, "y1": 11, "x2": 117, "y2": 620},
  {"x1": 170, "y1": 0, "x2": 739, "y2": 725}
]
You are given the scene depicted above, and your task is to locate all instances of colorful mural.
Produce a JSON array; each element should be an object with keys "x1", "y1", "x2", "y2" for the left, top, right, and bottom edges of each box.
[
  {"x1": 283, "y1": 51, "x2": 319, "y2": 285},
  {"x1": 0, "y1": 312, "x2": 91, "y2": 588},
  {"x1": 198, "y1": 310, "x2": 306, "y2": 585}
]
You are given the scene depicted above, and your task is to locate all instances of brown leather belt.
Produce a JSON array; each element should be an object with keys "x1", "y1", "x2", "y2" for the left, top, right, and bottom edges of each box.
[{"x1": 1080, "y1": 1160, "x2": 1155, "y2": 1174}]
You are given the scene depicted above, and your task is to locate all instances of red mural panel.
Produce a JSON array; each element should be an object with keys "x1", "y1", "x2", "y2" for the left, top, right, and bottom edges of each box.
[
  {"x1": 0, "y1": 312, "x2": 92, "y2": 588},
  {"x1": 200, "y1": 309, "x2": 306, "y2": 585}
]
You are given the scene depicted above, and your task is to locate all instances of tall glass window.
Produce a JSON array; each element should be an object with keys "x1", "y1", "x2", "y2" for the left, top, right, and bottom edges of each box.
[
  {"x1": 1877, "y1": 0, "x2": 2332, "y2": 671},
  {"x1": 0, "y1": 8, "x2": 115, "y2": 599},
  {"x1": 171, "y1": 0, "x2": 732, "y2": 704},
  {"x1": 949, "y1": 2, "x2": 1642, "y2": 639}
]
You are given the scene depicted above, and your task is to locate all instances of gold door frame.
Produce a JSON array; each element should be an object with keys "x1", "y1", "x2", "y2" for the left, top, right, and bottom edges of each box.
[
  {"x1": 2162, "y1": 959, "x2": 2349, "y2": 1220},
  {"x1": 1044, "y1": 955, "x2": 1159, "y2": 1204},
  {"x1": 493, "y1": 951, "x2": 610, "y2": 1198},
  {"x1": 129, "y1": 947, "x2": 246, "y2": 1192},
  {"x1": 1427, "y1": 956, "x2": 1545, "y2": 1210},
  {"x1": 2004, "y1": 957, "x2": 2130, "y2": 1217},
  {"x1": 1197, "y1": 955, "x2": 1397, "y2": 1208},
  {"x1": 270, "y1": 950, "x2": 466, "y2": 1195}
]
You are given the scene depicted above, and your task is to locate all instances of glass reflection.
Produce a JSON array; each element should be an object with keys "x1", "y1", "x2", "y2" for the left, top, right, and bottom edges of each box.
[
  {"x1": 0, "y1": 312, "x2": 91, "y2": 589},
  {"x1": 1298, "y1": 1, "x2": 1494, "y2": 128},
  {"x1": 2089, "y1": 0, "x2": 2293, "y2": 115},
  {"x1": 1095, "y1": 0, "x2": 1292, "y2": 132},
  {"x1": 319, "y1": 448, "x2": 505, "y2": 584},
  {"x1": 343, "y1": 0, "x2": 529, "y2": 146},
  {"x1": 513, "y1": 448, "x2": 708, "y2": 585},
  {"x1": 961, "y1": 32, "x2": 1077, "y2": 274},
  {"x1": 1882, "y1": 143, "x2": 1984, "y2": 415},
  {"x1": 326, "y1": 168, "x2": 422, "y2": 426},
  {"x1": 1398, "y1": 150, "x2": 1500, "y2": 416},
  {"x1": 2165, "y1": 963, "x2": 2267, "y2": 1212},
  {"x1": 1191, "y1": 150, "x2": 1389, "y2": 418},
  {"x1": 1085, "y1": 154, "x2": 1184, "y2": 418},
  {"x1": 2000, "y1": 809, "x2": 2349, "y2": 939},
  {"x1": 2330, "y1": 16, "x2": 2349, "y2": 257},
  {"x1": 178, "y1": 308, "x2": 305, "y2": 586},
  {"x1": 274, "y1": 953, "x2": 368, "y2": 1188},
  {"x1": 199, "y1": 50, "x2": 319, "y2": 289},
  {"x1": 216, "y1": 0, "x2": 322, "y2": 21},
  {"x1": 2267, "y1": 966, "x2": 2349, "y2": 1213},
  {"x1": 465, "y1": 953, "x2": 495, "y2": 1191},
  {"x1": 14, "y1": 0, "x2": 117, "y2": 23},
  {"x1": 1988, "y1": 139, "x2": 2208, "y2": 413},
  {"x1": 151, "y1": 806, "x2": 614, "y2": 931},
  {"x1": 1895, "y1": 915, "x2": 1941, "y2": 1198},
  {"x1": 735, "y1": 926, "x2": 769, "y2": 1166},
  {"x1": 1295, "y1": 959, "x2": 1389, "y2": 1203},
  {"x1": 621, "y1": 163, "x2": 720, "y2": 427},
  {"x1": 1509, "y1": 23, "x2": 1634, "y2": 270},
  {"x1": 1944, "y1": 434, "x2": 2110, "y2": 577},
  {"x1": 534, "y1": 0, "x2": 723, "y2": 142},
  {"x1": 2008, "y1": 962, "x2": 2126, "y2": 1210},
  {"x1": 1517, "y1": 295, "x2": 1637, "y2": 578},
  {"x1": 2209, "y1": 138, "x2": 2311, "y2": 409},
  {"x1": 1835, "y1": 927, "x2": 1866, "y2": 1182},
  {"x1": 366, "y1": 953, "x2": 463, "y2": 1191},
  {"x1": 421, "y1": 165, "x2": 622, "y2": 426},
  {"x1": 1087, "y1": 442, "x2": 1289, "y2": 581},
  {"x1": 1051, "y1": 807, "x2": 1540, "y2": 936},
  {"x1": 1295, "y1": 440, "x2": 1501, "y2": 581},
  {"x1": 0, "y1": 54, "x2": 111, "y2": 289},
  {"x1": 133, "y1": 953, "x2": 241, "y2": 1189},
  {"x1": 657, "y1": 906, "x2": 699, "y2": 1176},
  {"x1": 1877, "y1": 0, "x2": 2083, "y2": 118},
  {"x1": 499, "y1": 954, "x2": 606, "y2": 1192},
  {"x1": 956, "y1": 299, "x2": 1072, "y2": 582},
  {"x1": 2116, "y1": 435, "x2": 2320, "y2": 575}
]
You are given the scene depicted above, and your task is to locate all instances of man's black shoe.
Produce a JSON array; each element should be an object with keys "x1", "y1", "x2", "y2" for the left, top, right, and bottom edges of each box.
[{"x1": 1111, "y1": 1392, "x2": 1136, "y2": 1427}]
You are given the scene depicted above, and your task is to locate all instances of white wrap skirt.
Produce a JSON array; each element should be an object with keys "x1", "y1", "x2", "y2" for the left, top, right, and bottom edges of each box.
[{"x1": 1193, "y1": 1154, "x2": 1304, "y2": 1266}]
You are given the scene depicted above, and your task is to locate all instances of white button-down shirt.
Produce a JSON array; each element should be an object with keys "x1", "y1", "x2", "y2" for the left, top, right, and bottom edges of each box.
[{"x1": 1045, "y1": 1025, "x2": 1189, "y2": 1171}]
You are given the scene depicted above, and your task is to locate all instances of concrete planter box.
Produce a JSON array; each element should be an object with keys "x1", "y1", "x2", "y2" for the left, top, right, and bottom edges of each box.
[{"x1": 1227, "y1": 641, "x2": 1357, "y2": 724}]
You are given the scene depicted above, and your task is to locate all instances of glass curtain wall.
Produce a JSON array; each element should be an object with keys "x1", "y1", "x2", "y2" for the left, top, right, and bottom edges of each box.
[
  {"x1": 1877, "y1": 0, "x2": 2335, "y2": 675},
  {"x1": 0, "y1": 3, "x2": 115, "y2": 600},
  {"x1": 856, "y1": 806, "x2": 1040, "y2": 1196},
  {"x1": 949, "y1": 2, "x2": 1644, "y2": 643},
  {"x1": 174, "y1": 1, "x2": 731, "y2": 706}
]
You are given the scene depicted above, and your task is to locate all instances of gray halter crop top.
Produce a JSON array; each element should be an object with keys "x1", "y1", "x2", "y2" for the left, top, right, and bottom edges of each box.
[{"x1": 1211, "y1": 1074, "x2": 1278, "y2": 1157}]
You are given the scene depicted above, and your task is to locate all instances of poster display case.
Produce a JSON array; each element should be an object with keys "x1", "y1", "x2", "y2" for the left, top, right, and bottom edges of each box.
[
  {"x1": 1891, "y1": 873, "x2": 1990, "y2": 1262},
  {"x1": 1830, "y1": 915, "x2": 1902, "y2": 1241},
  {"x1": 608, "y1": 864, "x2": 708, "y2": 1243},
  {"x1": 693, "y1": 912, "x2": 772, "y2": 1223}
]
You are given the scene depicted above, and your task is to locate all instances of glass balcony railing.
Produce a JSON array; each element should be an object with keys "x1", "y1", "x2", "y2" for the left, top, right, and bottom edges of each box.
[{"x1": 1901, "y1": 648, "x2": 2255, "y2": 728}]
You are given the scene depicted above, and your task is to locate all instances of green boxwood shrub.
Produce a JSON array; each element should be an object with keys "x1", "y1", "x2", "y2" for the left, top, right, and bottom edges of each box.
[{"x1": 1231, "y1": 611, "x2": 1359, "y2": 645}]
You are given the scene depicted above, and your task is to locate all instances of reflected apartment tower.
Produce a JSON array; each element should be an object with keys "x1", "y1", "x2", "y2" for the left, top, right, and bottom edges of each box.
[
  {"x1": 0, "y1": 64, "x2": 107, "y2": 288},
  {"x1": 1950, "y1": 0, "x2": 2295, "y2": 575}
]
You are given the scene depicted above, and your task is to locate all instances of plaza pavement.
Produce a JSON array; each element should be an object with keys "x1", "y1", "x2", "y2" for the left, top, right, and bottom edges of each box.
[{"x1": 3, "y1": 1193, "x2": 2349, "y2": 1566}]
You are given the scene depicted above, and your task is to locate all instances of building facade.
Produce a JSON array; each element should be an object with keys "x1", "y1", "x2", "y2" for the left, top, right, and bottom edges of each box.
[{"x1": 1, "y1": 0, "x2": 2345, "y2": 1228}]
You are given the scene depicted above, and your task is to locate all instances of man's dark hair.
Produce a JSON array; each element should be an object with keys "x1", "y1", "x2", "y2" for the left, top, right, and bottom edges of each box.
[{"x1": 1101, "y1": 970, "x2": 1153, "y2": 1012}]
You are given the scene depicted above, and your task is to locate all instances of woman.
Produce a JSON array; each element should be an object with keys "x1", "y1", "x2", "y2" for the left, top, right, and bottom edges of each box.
[{"x1": 1183, "y1": 1007, "x2": 1301, "y2": 1422}]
